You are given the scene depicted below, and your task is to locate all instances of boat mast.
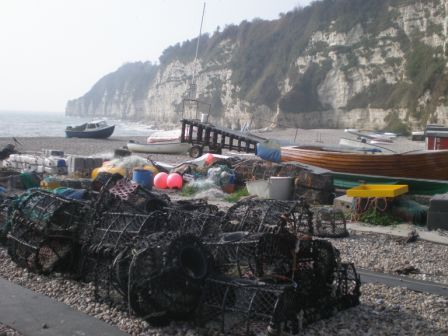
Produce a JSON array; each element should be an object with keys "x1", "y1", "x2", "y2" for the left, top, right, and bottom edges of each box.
[{"x1": 190, "y1": 2, "x2": 206, "y2": 99}]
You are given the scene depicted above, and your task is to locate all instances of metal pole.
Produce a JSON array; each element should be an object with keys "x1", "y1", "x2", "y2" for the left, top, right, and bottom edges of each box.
[{"x1": 192, "y1": 2, "x2": 206, "y2": 85}]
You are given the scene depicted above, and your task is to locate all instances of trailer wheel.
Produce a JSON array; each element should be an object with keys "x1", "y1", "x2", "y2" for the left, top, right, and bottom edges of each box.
[{"x1": 189, "y1": 146, "x2": 203, "y2": 158}]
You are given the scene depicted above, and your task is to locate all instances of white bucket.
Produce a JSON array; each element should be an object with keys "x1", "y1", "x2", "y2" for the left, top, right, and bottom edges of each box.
[
  {"x1": 200, "y1": 113, "x2": 209, "y2": 123},
  {"x1": 246, "y1": 180, "x2": 270, "y2": 198}
]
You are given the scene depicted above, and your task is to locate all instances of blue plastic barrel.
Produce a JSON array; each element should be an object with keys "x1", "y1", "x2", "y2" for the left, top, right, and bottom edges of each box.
[{"x1": 132, "y1": 169, "x2": 153, "y2": 189}]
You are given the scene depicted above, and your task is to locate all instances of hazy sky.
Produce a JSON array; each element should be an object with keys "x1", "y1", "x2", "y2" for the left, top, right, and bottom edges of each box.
[{"x1": 0, "y1": 0, "x2": 312, "y2": 113}]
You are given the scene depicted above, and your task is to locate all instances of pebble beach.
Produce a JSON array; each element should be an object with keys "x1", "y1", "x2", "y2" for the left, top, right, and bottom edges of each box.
[
  {"x1": 1, "y1": 129, "x2": 447, "y2": 335},
  {"x1": 0, "y1": 127, "x2": 425, "y2": 162}
]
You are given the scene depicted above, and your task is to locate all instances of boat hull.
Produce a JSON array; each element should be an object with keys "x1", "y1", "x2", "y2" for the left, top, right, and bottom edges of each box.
[
  {"x1": 281, "y1": 146, "x2": 448, "y2": 180},
  {"x1": 65, "y1": 125, "x2": 115, "y2": 139},
  {"x1": 332, "y1": 172, "x2": 448, "y2": 195},
  {"x1": 127, "y1": 141, "x2": 191, "y2": 154}
]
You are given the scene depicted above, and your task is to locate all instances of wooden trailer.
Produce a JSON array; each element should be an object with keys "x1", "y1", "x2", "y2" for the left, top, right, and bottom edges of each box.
[{"x1": 180, "y1": 119, "x2": 265, "y2": 158}]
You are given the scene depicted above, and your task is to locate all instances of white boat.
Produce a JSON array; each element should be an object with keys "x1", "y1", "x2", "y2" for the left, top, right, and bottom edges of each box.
[
  {"x1": 126, "y1": 140, "x2": 191, "y2": 154},
  {"x1": 339, "y1": 138, "x2": 395, "y2": 153},
  {"x1": 344, "y1": 129, "x2": 394, "y2": 143},
  {"x1": 147, "y1": 129, "x2": 183, "y2": 144}
]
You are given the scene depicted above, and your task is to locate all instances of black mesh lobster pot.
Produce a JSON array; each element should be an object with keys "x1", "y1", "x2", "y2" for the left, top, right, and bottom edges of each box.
[
  {"x1": 83, "y1": 208, "x2": 221, "y2": 252},
  {"x1": 6, "y1": 191, "x2": 86, "y2": 274},
  {"x1": 221, "y1": 199, "x2": 313, "y2": 235},
  {"x1": 126, "y1": 232, "x2": 211, "y2": 323},
  {"x1": 313, "y1": 206, "x2": 349, "y2": 238},
  {"x1": 198, "y1": 277, "x2": 299, "y2": 335},
  {"x1": 0, "y1": 198, "x2": 12, "y2": 244},
  {"x1": 82, "y1": 210, "x2": 212, "y2": 323},
  {"x1": 205, "y1": 231, "x2": 297, "y2": 281},
  {"x1": 97, "y1": 178, "x2": 171, "y2": 214},
  {"x1": 80, "y1": 211, "x2": 170, "y2": 296}
]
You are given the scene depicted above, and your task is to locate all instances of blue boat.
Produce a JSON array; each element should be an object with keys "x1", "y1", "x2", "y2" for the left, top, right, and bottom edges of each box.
[{"x1": 65, "y1": 120, "x2": 115, "y2": 139}]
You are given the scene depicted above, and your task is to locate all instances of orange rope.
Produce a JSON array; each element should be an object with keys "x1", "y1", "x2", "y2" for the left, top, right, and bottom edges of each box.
[{"x1": 351, "y1": 197, "x2": 389, "y2": 221}]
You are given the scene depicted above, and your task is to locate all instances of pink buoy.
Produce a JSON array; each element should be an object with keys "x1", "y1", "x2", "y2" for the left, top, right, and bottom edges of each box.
[
  {"x1": 167, "y1": 173, "x2": 183, "y2": 189},
  {"x1": 154, "y1": 172, "x2": 168, "y2": 189},
  {"x1": 204, "y1": 153, "x2": 215, "y2": 165}
]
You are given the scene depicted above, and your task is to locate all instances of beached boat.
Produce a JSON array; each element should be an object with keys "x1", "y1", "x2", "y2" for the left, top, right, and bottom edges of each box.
[
  {"x1": 332, "y1": 172, "x2": 448, "y2": 195},
  {"x1": 344, "y1": 129, "x2": 394, "y2": 143},
  {"x1": 147, "y1": 129, "x2": 183, "y2": 144},
  {"x1": 65, "y1": 120, "x2": 115, "y2": 139},
  {"x1": 281, "y1": 145, "x2": 448, "y2": 180},
  {"x1": 126, "y1": 140, "x2": 191, "y2": 154},
  {"x1": 338, "y1": 138, "x2": 394, "y2": 153}
]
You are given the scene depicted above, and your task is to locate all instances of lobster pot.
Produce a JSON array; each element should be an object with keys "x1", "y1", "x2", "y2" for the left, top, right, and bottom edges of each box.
[
  {"x1": 16, "y1": 190, "x2": 84, "y2": 232},
  {"x1": 333, "y1": 262, "x2": 361, "y2": 309},
  {"x1": 79, "y1": 211, "x2": 169, "y2": 295},
  {"x1": 169, "y1": 199, "x2": 220, "y2": 215},
  {"x1": 164, "y1": 209, "x2": 222, "y2": 239},
  {"x1": 313, "y1": 207, "x2": 348, "y2": 238},
  {"x1": 222, "y1": 199, "x2": 313, "y2": 235},
  {"x1": 233, "y1": 159, "x2": 282, "y2": 181},
  {"x1": 86, "y1": 211, "x2": 168, "y2": 250},
  {"x1": 7, "y1": 213, "x2": 77, "y2": 274},
  {"x1": 127, "y1": 232, "x2": 210, "y2": 323},
  {"x1": 6, "y1": 191, "x2": 85, "y2": 274},
  {"x1": 84, "y1": 229, "x2": 211, "y2": 323},
  {"x1": 86, "y1": 209, "x2": 220, "y2": 252},
  {"x1": 205, "y1": 231, "x2": 297, "y2": 280},
  {"x1": 0, "y1": 200, "x2": 11, "y2": 243},
  {"x1": 198, "y1": 278, "x2": 298, "y2": 336},
  {"x1": 102, "y1": 178, "x2": 171, "y2": 214}
]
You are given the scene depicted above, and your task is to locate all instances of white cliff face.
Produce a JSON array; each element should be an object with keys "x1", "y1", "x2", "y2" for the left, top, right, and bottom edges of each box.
[
  {"x1": 66, "y1": 1, "x2": 448, "y2": 130},
  {"x1": 310, "y1": 24, "x2": 364, "y2": 47}
]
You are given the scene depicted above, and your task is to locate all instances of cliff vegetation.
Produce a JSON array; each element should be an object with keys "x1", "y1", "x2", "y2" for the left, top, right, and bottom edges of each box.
[{"x1": 66, "y1": 0, "x2": 448, "y2": 131}]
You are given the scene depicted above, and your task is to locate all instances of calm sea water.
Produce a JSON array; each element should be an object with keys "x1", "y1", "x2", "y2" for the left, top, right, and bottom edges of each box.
[{"x1": 0, "y1": 111, "x2": 157, "y2": 137}]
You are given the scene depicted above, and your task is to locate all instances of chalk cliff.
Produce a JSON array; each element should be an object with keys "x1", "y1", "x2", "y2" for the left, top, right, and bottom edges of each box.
[{"x1": 66, "y1": 0, "x2": 448, "y2": 132}]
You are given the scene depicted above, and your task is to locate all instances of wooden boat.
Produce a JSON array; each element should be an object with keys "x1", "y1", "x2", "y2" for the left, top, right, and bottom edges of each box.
[
  {"x1": 65, "y1": 120, "x2": 115, "y2": 139},
  {"x1": 126, "y1": 140, "x2": 191, "y2": 154},
  {"x1": 281, "y1": 145, "x2": 448, "y2": 180}
]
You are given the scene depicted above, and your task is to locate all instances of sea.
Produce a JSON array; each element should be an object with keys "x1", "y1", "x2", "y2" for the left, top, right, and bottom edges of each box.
[{"x1": 0, "y1": 111, "x2": 159, "y2": 137}]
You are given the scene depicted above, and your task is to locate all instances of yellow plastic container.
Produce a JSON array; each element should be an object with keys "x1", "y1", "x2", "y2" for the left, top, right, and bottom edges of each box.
[
  {"x1": 143, "y1": 165, "x2": 159, "y2": 175},
  {"x1": 40, "y1": 177, "x2": 61, "y2": 190},
  {"x1": 91, "y1": 166, "x2": 126, "y2": 179},
  {"x1": 346, "y1": 184, "x2": 408, "y2": 198}
]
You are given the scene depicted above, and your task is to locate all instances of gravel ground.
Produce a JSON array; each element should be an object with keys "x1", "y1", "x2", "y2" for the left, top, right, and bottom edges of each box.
[
  {"x1": 327, "y1": 231, "x2": 448, "y2": 285},
  {"x1": 1, "y1": 130, "x2": 446, "y2": 335},
  {"x1": 0, "y1": 323, "x2": 21, "y2": 336},
  {"x1": 1, "y1": 236, "x2": 447, "y2": 336},
  {"x1": 0, "y1": 127, "x2": 425, "y2": 159}
]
